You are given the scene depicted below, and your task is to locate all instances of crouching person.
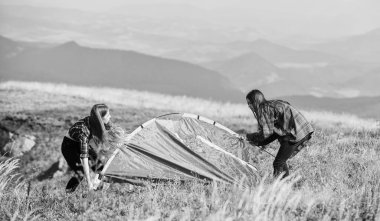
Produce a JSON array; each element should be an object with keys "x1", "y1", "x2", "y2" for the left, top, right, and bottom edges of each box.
[
  {"x1": 245, "y1": 90, "x2": 314, "y2": 178},
  {"x1": 61, "y1": 104, "x2": 112, "y2": 193}
]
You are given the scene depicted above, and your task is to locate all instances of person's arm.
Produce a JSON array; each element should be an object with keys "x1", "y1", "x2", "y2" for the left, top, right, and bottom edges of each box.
[
  {"x1": 246, "y1": 132, "x2": 272, "y2": 145},
  {"x1": 246, "y1": 132, "x2": 279, "y2": 150},
  {"x1": 79, "y1": 136, "x2": 94, "y2": 190},
  {"x1": 248, "y1": 104, "x2": 278, "y2": 145},
  {"x1": 80, "y1": 157, "x2": 93, "y2": 190},
  {"x1": 257, "y1": 133, "x2": 279, "y2": 146},
  {"x1": 246, "y1": 132, "x2": 263, "y2": 145}
]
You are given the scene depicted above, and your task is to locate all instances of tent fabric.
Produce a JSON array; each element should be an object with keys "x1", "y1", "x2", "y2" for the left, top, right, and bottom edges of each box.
[{"x1": 100, "y1": 113, "x2": 259, "y2": 186}]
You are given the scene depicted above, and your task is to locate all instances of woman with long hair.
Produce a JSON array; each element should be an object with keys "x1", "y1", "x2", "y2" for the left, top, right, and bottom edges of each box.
[
  {"x1": 244, "y1": 89, "x2": 314, "y2": 178},
  {"x1": 61, "y1": 103, "x2": 113, "y2": 192}
]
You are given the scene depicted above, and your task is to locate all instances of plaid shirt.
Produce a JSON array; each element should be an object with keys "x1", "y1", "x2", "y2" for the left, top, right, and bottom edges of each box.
[
  {"x1": 67, "y1": 117, "x2": 91, "y2": 158},
  {"x1": 249, "y1": 100, "x2": 314, "y2": 144}
]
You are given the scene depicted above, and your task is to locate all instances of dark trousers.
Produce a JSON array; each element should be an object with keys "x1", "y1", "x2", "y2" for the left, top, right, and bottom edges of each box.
[
  {"x1": 61, "y1": 137, "x2": 104, "y2": 177},
  {"x1": 273, "y1": 133, "x2": 312, "y2": 178}
]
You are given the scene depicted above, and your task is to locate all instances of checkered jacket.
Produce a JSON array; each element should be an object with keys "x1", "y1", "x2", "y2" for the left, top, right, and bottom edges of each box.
[
  {"x1": 251, "y1": 100, "x2": 314, "y2": 143},
  {"x1": 67, "y1": 117, "x2": 91, "y2": 158}
]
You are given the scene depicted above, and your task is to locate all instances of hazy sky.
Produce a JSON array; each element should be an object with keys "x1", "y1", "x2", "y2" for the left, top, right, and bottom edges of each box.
[
  {"x1": 1, "y1": 0, "x2": 379, "y2": 39},
  {"x1": 1, "y1": 0, "x2": 379, "y2": 12}
]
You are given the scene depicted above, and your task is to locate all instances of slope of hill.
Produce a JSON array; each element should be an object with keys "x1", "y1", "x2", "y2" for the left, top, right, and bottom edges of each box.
[
  {"x1": 204, "y1": 39, "x2": 374, "y2": 97},
  {"x1": 1, "y1": 82, "x2": 379, "y2": 220},
  {"x1": 341, "y1": 67, "x2": 380, "y2": 96},
  {"x1": 203, "y1": 52, "x2": 281, "y2": 92},
  {"x1": 312, "y1": 28, "x2": 380, "y2": 64},
  {"x1": 0, "y1": 35, "x2": 32, "y2": 58},
  {"x1": 227, "y1": 39, "x2": 348, "y2": 66},
  {"x1": 0, "y1": 36, "x2": 244, "y2": 102}
]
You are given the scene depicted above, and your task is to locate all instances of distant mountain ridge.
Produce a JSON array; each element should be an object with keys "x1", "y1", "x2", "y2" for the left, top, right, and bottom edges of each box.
[
  {"x1": 0, "y1": 36, "x2": 244, "y2": 102},
  {"x1": 203, "y1": 51, "x2": 281, "y2": 93},
  {"x1": 341, "y1": 67, "x2": 380, "y2": 96},
  {"x1": 279, "y1": 95, "x2": 380, "y2": 119},
  {"x1": 203, "y1": 38, "x2": 378, "y2": 98},
  {"x1": 312, "y1": 28, "x2": 380, "y2": 64},
  {"x1": 227, "y1": 39, "x2": 348, "y2": 65}
]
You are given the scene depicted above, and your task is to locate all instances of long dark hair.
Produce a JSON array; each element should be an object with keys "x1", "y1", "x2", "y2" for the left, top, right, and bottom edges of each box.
[
  {"x1": 89, "y1": 103, "x2": 109, "y2": 143},
  {"x1": 246, "y1": 89, "x2": 267, "y2": 120}
]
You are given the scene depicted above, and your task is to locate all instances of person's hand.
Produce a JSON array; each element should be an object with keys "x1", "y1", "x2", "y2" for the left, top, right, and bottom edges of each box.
[
  {"x1": 233, "y1": 133, "x2": 245, "y2": 141},
  {"x1": 246, "y1": 133, "x2": 261, "y2": 143},
  {"x1": 92, "y1": 174, "x2": 101, "y2": 190},
  {"x1": 240, "y1": 135, "x2": 246, "y2": 141},
  {"x1": 246, "y1": 134, "x2": 259, "y2": 145},
  {"x1": 260, "y1": 145, "x2": 267, "y2": 150},
  {"x1": 87, "y1": 182, "x2": 95, "y2": 191}
]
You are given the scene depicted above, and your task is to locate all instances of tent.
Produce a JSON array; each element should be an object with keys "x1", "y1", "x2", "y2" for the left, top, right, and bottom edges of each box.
[{"x1": 99, "y1": 113, "x2": 259, "y2": 187}]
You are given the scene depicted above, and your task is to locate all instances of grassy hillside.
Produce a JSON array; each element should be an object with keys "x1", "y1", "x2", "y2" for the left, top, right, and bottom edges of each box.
[{"x1": 0, "y1": 81, "x2": 379, "y2": 220}]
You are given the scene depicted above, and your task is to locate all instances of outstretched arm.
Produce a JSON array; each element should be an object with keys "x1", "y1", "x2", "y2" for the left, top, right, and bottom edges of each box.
[
  {"x1": 80, "y1": 157, "x2": 94, "y2": 190},
  {"x1": 247, "y1": 132, "x2": 279, "y2": 146},
  {"x1": 80, "y1": 136, "x2": 94, "y2": 190}
]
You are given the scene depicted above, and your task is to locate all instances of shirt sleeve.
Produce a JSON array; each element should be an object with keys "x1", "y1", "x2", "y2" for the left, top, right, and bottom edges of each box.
[
  {"x1": 246, "y1": 132, "x2": 279, "y2": 147},
  {"x1": 246, "y1": 132, "x2": 263, "y2": 144},
  {"x1": 79, "y1": 135, "x2": 89, "y2": 158}
]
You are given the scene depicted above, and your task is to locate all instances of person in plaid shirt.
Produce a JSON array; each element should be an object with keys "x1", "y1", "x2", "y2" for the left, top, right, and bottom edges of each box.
[
  {"x1": 245, "y1": 89, "x2": 314, "y2": 178},
  {"x1": 61, "y1": 104, "x2": 112, "y2": 192}
]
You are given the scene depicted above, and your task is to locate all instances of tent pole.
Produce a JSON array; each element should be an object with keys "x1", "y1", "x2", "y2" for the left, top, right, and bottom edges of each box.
[{"x1": 246, "y1": 141, "x2": 275, "y2": 158}]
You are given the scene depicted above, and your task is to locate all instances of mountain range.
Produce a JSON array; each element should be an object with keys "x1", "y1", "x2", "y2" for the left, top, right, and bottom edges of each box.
[
  {"x1": 1, "y1": 35, "x2": 380, "y2": 119},
  {"x1": 0, "y1": 36, "x2": 244, "y2": 102},
  {"x1": 203, "y1": 36, "x2": 380, "y2": 98},
  {"x1": 1, "y1": 3, "x2": 380, "y2": 118},
  {"x1": 312, "y1": 28, "x2": 380, "y2": 64}
]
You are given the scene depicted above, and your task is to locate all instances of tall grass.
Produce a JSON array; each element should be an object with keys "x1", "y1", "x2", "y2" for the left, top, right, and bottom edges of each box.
[
  {"x1": 205, "y1": 175, "x2": 310, "y2": 221},
  {"x1": 11, "y1": 174, "x2": 312, "y2": 220},
  {"x1": 0, "y1": 158, "x2": 41, "y2": 220},
  {"x1": 0, "y1": 158, "x2": 20, "y2": 195},
  {"x1": 1, "y1": 81, "x2": 380, "y2": 220}
]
